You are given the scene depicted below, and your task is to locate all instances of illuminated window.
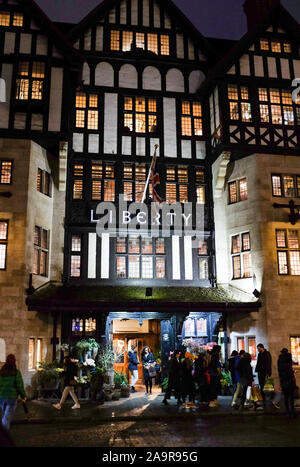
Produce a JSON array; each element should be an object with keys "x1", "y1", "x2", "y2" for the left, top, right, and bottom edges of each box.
[
  {"x1": 116, "y1": 236, "x2": 166, "y2": 280},
  {"x1": 72, "y1": 317, "x2": 96, "y2": 336},
  {"x1": 196, "y1": 169, "x2": 205, "y2": 204},
  {"x1": 228, "y1": 85, "x2": 252, "y2": 122},
  {"x1": 28, "y1": 338, "x2": 43, "y2": 370},
  {"x1": 0, "y1": 221, "x2": 8, "y2": 270},
  {"x1": 15, "y1": 62, "x2": 45, "y2": 100},
  {"x1": 75, "y1": 92, "x2": 99, "y2": 130},
  {"x1": 110, "y1": 29, "x2": 169, "y2": 55},
  {"x1": 260, "y1": 39, "x2": 269, "y2": 50},
  {"x1": 166, "y1": 166, "x2": 189, "y2": 204},
  {"x1": 231, "y1": 232, "x2": 252, "y2": 279},
  {"x1": 271, "y1": 41, "x2": 281, "y2": 53},
  {"x1": 122, "y1": 31, "x2": 133, "y2": 51},
  {"x1": 73, "y1": 164, "x2": 84, "y2": 200},
  {"x1": 136, "y1": 33, "x2": 145, "y2": 49},
  {"x1": 91, "y1": 162, "x2": 115, "y2": 202},
  {"x1": 276, "y1": 229, "x2": 300, "y2": 276},
  {"x1": 0, "y1": 12, "x2": 10, "y2": 26},
  {"x1": 71, "y1": 235, "x2": 81, "y2": 278},
  {"x1": 272, "y1": 174, "x2": 300, "y2": 198},
  {"x1": 123, "y1": 96, "x2": 157, "y2": 134},
  {"x1": 290, "y1": 337, "x2": 300, "y2": 365},
  {"x1": 13, "y1": 13, "x2": 23, "y2": 27},
  {"x1": 198, "y1": 239, "x2": 209, "y2": 280},
  {"x1": 37, "y1": 169, "x2": 51, "y2": 197},
  {"x1": 147, "y1": 33, "x2": 158, "y2": 54},
  {"x1": 111, "y1": 30, "x2": 120, "y2": 50},
  {"x1": 33, "y1": 226, "x2": 49, "y2": 276},
  {"x1": 160, "y1": 35, "x2": 170, "y2": 55},
  {"x1": 259, "y1": 88, "x2": 296, "y2": 126},
  {"x1": 0, "y1": 161, "x2": 12, "y2": 184},
  {"x1": 260, "y1": 38, "x2": 292, "y2": 54},
  {"x1": 228, "y1": 179, "x2": 247, "y2": 204},
  {"x1": 181, "y1": 101, "x2": 203, "y2": 137}
]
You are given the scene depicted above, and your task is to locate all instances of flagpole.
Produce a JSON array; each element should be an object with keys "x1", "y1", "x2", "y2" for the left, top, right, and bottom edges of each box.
[{"x1": 141, "y1": 144, "x2": 159, "y2": 204}]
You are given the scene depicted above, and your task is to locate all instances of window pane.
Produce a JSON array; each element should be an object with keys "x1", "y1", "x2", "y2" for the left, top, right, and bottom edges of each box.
[
  {"x1": 16, "y1": 79, "x2": 29, "y2": 100},
  {"x1": 233, "y1": 255, "x2": 241, "y2": 279},
  {"x1": 87, "y1": 110, "x2": 98, "y2": 130},
  {"x1": 135, "y1": 182, "x2": 145, "y2": 202},
  {"x1": 0, "y1": 12, "x2": 10, "y2": 26},
  {"x1": 147, "y1": 33, "x2": 158, "y2": 54},
  {"x1": 270, "y1": 89, "x2": 280, "y2": 104},
  {"x1": 276, "y1": 230, "x2": 287, "y2": 248},
  {"x1": 142, "y1": 237, "x2": 152, "y2": 254},
  {"x1": 111, "y1": 30, "x2": 120, "y2": 50},
  {"x1": 179, "y1": 185, "x2": 188, "y2": 203},
  {"x1": 241, "y1": 102, "x2": 252, "y2": 122},
  {"x1": 278, "y1": 251, "x2": 288, "y2": 275},
  {"x1": 136, "y1": 33, "x2": 145, "y2": 49},
  {"x1": 242, "y1": 233, "x2": 251, "y2": 251},
  {"x1": 71, "y1": 256, "x2": 81, "y2": 277},
  {"x1": 228, "y1": 85, "x2": 238, "y2": 100},
  {"x1": 283, "y1": 175, "x2": 295, "y2": 197},
  {"x1": 237, "y1": 337, "x2": 245, "y2": 352},
  {"x1": 0, "y1": 221, "x2": 8, "y2": 240},
  {"x1": 230, "y1": 102, "x2": 239, "y2": 120},
  {"x1": 260, "y1": 39, "x2": 269, "y2": 51},
  {"x1": 232, "y1": 235, "x2": 241, "y2": 254},
  {"x1": 194, "y1": 118, "x2": 203, "y2": 136},
  {"x1": 129, "y1": 256, "x2": 140, "y2": 278},
  {"x1": 243, "y1": 253, "x2": 252, "y2": 278},
  {"x1": 197, "y1": 186, "x2": 205, "y2": 204},
  {"x1": 1, "y1": 162, "x2": 12, "y2": 184},
  {"x1": 239, "y1": 179, "x2": 248, "y2": 201},
  {"x1": 283, "y1": 106, "x2": 294, "y2": 125},
  {"x1": 73, "y1": 180, "x2": 83, "y2": 199},
  {"x1": 288, "y1": 230, "x2": 299, "y2": 249},
  {"x1": 156, "y1": 257, "x2": 165, "y2": 278},
  {"x1": 116, "y1": 237, "x2": 126, "y2": 254},
  {"x1": 260, "y1": 104, "x2": 269, "y2": 122},
  {"x1": 271, "y1": 41, "x2": 281, "y2": 53},
  {"x1": 33, "y1": 249, "x2": 39, "y2": 275},
  {"x1": 32, "y1": 63, "x2": 45, "y2": 78},
  {"x1": 104, "y1": 180, "x2": 115, "y2": 202},
  {"x1": 92, "y1": 181, "x2": 102, "y2": 200},
  {"x1": 142, "y1": 256, "x2": 153, "y2": 279},
  {"x1": 89, "y1": 94, "x2": 98, "y2": 107},
  {"x1": 72, "y1": 236, "x2": 81, "y2": 252},
  {"x1": 0, "y1": 244, "x2": 6, "y2": 269},
  {"x1": 290, "y1": 251, "x2": 300, "y2": 276},
  {"x1": 39, "y1": 250, "x2": 47, "y2": 276},
  {"x1": 135, "y1": 114, "x2": 146, "y2": 133},
  {"x1": 129, "y1": 236, "x2": 140, "y2": 254},
  {"x1": 74, "y1": 165, "x2": 84, "y2": 177},
  {"x1": 76, "y1": 93, "x2": 86, "y2": 108},
  {"x1": 166, "y1": 184, "x2": 177, "y2": 204},
  {"x1": 124, "y1": 181, "x2": 133, "y2": 201},
  {"x1": 156, "y1": 239, "x2": 165, "y2": 254},
  {"x1": 76, "y1": 110, "x2": 85, "y2": 128},
  {"x1": 272, "y1": 175, "x2": 282, "y2": 196},
  {"x1": 181, "y1": 117, "x2": 192, "y2": 136},
  {"x1": 198, "y1": 239, "x2": 208, "y2": 255},
  {"x1": 122, "y1": 31, "x2": 133, "y2": 52},
  {"x1": 248, "y1": 338, "x2": 257, "y2": 358},
  {"x1": 290, "y1": 337, "x2": 300, "y2": 365},
  {"x1": 199, "y1": 257, "x2": 209, "y2": 280},
  {"x1": 41, "y1": 230, "x2": 48, "y2": 250},
  {"x1": 160, "y1": 35, "x2": 169, "y2": 55},
  {"x1": 116, "y1": 256, "x2": 126, "y2": 278},
  {"x1": 34, "y1": 226, "x2": 40, "y2": 246},
  {"x1": 229, "y1": 182, "x2": 237, "y2": 204}
]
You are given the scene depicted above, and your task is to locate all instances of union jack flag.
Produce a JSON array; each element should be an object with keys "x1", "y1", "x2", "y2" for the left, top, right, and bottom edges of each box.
[{"x1": 150, "y1": 149, "x2": 162, "y2": 204}]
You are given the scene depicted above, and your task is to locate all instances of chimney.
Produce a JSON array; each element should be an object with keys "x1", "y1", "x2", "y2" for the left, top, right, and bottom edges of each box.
[{"x1": 243, "y1": 0, "x2": 280, "y2": 31}]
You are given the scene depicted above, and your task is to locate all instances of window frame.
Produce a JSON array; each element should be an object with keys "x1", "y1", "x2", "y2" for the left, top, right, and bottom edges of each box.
[
  {"x1": 33, "y1": 226, "x2": 49, "y2": 277},
  {"x1": 276, "y1": 229, "x2": 300, "y2": 276},
  {"x1": 0, "y1": 160, "x2": 13, "y2": 185},
  {"x1": 231, "y1": 232, "x2": 252, "y2": 280},
  {"x1": 0, "y1": 220, "x2": 8, "y2": 270},
  {"x1": 181, "y1": 101, "x2": 203, "y2": 138},
  {"x1": 37, "y1": 169, "x2": 52, "y2": 197},
  {"x1": 15, "y1": 61, "x2": 46, "y2": 102},
  {"x1": 258, "y1": 87, "x2": 297, "y2": 127},
  {"x1": 228, "y1": 178, "x2": 248, "y2": 204},
  {"x1": 110, "y1": 29, "x2": 170, "y2": 56},
  {"x1": 271, "y1": 173, "x2": 300, "y2": 198},
  {"x1": 70, "y1": 234, "x2": 82, "y2": 278},
  {"x1": 75, "y1": 91, "x2": 100, "y2": 131},
  {"x1": 228, "y1": 84, "x2": 252, "y2": 123}
]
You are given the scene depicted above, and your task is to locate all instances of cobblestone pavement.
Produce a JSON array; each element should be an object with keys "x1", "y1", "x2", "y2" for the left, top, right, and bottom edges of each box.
[{"x1": 10, "y1": 415, "x2": 300, "y2": 447}]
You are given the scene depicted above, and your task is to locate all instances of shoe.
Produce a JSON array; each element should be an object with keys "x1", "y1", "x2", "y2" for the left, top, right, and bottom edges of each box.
[
  {"x1": 145, "y1": 392, "x2": 149, "y2": 396},
  {"x1": 131, "y1": 387, "x2": 136, "y2": 393},
  {"x1": 71, "y1": 404, "x2": 80, "y2": 409},
  {"x1": 162, "y1": 399, "x2": 168, "y2": 405},
  {"x1": 52, "y1": 403, "x2": 61, "y2": 410},
  {"x1": 272, "y1": 401, "x2": 280, "y2": 409}
]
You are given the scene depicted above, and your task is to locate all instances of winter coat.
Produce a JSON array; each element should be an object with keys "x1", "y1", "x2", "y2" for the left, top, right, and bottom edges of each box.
[
  {"x1": 166, "y1": 356, "x2": 182, "y2": 385},
  {"x1": 228, "y1": 356, "x2": 236, "y2": 384},
  {"x1": 181, "y1": 358, "x2": 195, "y2": 395},
  {"x1": 0, "y1": 367, "x2": 26, "y2": 400},
  {"x1": 237, "y1": 357, "x2": 254, "y2": 387},
  {"x1": 255, "y1": 350, "x2": 272, "y2": 376},
  {"x1": 128, "y1": 351, "x2": 139, "y2": 372},
  {"x1": 234, "y1": 355, "x2": 242, "y2": 383},
  {"x1": 142, "y1": 352, "x2": 155, "y2": 381},
  {"x1": 278, "y1": 353, "x2": 296, "y2": 390},
  {"x1": 207, "y1": 352, "x2": 221, "y2": 377},
  {"x1": 194, "y1": 356, "x2": 208, "y2": 386}
]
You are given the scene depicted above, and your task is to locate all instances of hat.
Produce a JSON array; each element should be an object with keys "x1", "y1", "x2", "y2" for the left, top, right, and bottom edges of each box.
[{"x1": 280, "y1": 348, "x2": 289, "y2": 354}]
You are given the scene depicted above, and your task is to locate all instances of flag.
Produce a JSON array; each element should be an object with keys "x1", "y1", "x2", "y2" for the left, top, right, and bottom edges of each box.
[{"x1": 150, "y1": 149, "x2": 163, "y2": 204}]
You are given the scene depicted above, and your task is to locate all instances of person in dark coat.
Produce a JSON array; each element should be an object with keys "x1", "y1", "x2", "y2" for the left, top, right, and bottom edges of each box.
[
  {"x1": 237, "y1": 352, "x2": 254, "y2": 409},
  {"x1": 53, "y1": 356, "x2": 80, "y2": 410},
  {"x1": 278, "y1": 348, "x2": 297, "y2": 419},
  {"x1": 128, "y1": 345, "x2": 139, "y2": 393},
  {"x1": 162, "y1": 350, "x2": 182, "y2": 405},
  {"x1": 141, "y1": 346, "x2": 155, "y2": 395},
  {"x1": 181, "y1": 353, "x2": 196, "y2": 407},
  {"x1": 255, "y1": 344, "x2": 272, "y2": 403},
  {"x1": 194, "y1": 353, "x2": 210, "y2": 404},
  {"x1": 207, "y1": 345, "x2": 222, "y2": 408},
  {"x1": 228, "y1": 350, "x2": 238, "y2": 391},
  {"x1": 0, "y1": 354, "x2": 26, "y2": 431}
]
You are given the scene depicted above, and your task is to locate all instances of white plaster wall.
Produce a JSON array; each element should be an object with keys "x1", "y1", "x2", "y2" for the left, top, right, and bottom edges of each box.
[
  {"x1": 48, "y1": 67, "x2": 63, "y2": 132},
  {"x1": 104, "y1": 93, "x2": 118, "y2": 154},
  {"x1": 163, "y1": 98, "x2": 177, "y2": 158},
  {"x1": 119, "y1": 64, "x2": 138, "y2": 89},
  {"x1": 142, "y1": 66, "x2": 161, "y2": 91},
  {"x1": 95, "y1": 62, "x2": 114, "y2": 87},
  {"x1": 166, "y1": 68, "x2": 184, "y2": 92}
]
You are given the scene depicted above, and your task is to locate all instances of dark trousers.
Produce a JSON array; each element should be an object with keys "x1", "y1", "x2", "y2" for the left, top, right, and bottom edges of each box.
[
  {"x1": 145, "y1": 378, "x2": 153, "y2": 393},
  {"x1": 182, "y1": 381, "x2": 195, "y2": 403},
  {"x1": 164, "y1": 379, "x2": 181, "y2": 401},
  {"x1": 240, "y1": 385, "x2": 249, "y2": 406},
  {"x1": 283, "y1": 386, "x2": 295, "y2": 416},
  {"x1": 209, "y1": 375, "x2": 219, "y2": 401},
  {"x1": 258, "y1": 374, "x2": 267, "y2": 402}
]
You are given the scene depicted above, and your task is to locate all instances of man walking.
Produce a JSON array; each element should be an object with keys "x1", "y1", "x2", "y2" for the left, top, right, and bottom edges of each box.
[
  {"x1": 128, "y1": 345, "x2": 139, "y2": 393},
  {"x1": 255, "y1": 343, "x2": 272, "y2": 403}
]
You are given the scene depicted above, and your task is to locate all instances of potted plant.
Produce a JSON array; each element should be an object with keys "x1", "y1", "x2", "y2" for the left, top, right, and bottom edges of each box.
[
  {"x1": 220, "y1": 371, "x2": 232, "y2": 395},
  {"x1": 75, "y1": 339, "x2": 93, "y2": 361},
  {"x1": 37, "y1": 361, "x2": 63, "y2": 389},
  {"x1": 96, "y1": 342, "x2": 115, "y2": 385},
  {"x1": 120, "y1": 372, "x2": 130, "y2": 398},
  {"x1": 89, "y1": 367, "x2": 105, "y2": 401},
  {"x1": 75, "y1": 376, "x2": 89, "y2": 399},
  {"x1": 112, "y1": 370, "x2": 123, "y2": 400},
  {"x1": 87, "y1": 338, "x2": 100, "y2": 359}
]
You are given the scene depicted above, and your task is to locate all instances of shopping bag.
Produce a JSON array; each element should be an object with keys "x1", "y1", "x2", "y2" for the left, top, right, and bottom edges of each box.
[
  {"x1": 263, "y1": 377, "x2": 275, "y2": 393},
  {"x1": 148, "y1": 366, "x2": 156, "y2": 378},
  {"x1": 250, "y1": 386, "x2": 263, "y2": 402}
]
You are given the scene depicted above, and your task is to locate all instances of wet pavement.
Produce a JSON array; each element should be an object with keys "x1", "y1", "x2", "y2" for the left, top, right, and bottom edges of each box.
[{"x1": 12, "y1": 385, "x2": 296, "y2": 425}]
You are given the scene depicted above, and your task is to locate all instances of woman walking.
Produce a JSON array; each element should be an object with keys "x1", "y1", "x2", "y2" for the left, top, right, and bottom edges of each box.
[
  {"x1": 141, "y1": 346, "x2": 155, "y2": 395},
  {"x1": 53, "y1": 356, "x2": 80, "y2": 410},
  {"x1": 278, "y1": 348, "x2": 297, "y2": 419},
  {"x1": 207, "y1": 345, "x2": 222, "y2": 408},
  {"x1": 181, "y1": 353, "x2": 196, "y2": 407},
  {"x1": 0, "y1": 354, "x2": 26, "y2": 431}
]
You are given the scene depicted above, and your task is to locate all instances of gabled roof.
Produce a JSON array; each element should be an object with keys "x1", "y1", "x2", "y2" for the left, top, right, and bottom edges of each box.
[
  {"x1": 16, "y1": 0, "x2": 83, "y2": 64},
  {"x1": 67, "y1": 0, "x2": 218, "y2": 63},
  {"x1": 199, "y1": 3, "x2": 300, "y2": 96}
]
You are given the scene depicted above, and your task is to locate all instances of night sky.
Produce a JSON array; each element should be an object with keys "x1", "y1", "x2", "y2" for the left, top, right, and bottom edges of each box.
[{"x1": 35, "y1": 0, "x2": 300, "y2": 40}]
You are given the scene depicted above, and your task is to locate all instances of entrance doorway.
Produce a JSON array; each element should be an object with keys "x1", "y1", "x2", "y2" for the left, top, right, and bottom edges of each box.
[{"x1": 112, "y1": 319, "x2": 161, "y2": 386}]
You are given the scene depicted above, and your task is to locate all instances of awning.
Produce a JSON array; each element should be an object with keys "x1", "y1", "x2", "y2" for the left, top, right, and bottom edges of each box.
[{"x1": 26, "y1": 282, "x2": 261, "y2": 313}]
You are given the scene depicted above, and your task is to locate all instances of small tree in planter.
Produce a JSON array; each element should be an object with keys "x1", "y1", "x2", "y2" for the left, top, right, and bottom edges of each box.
[
  {"x1": 75, "y1": 340, "x2": 93, "y2": 361},
  {"x1": 119, "y1": 372, "x2": 131, "y2": 398},
  {"x1": 113, "y1": 370, "x2": 123, "y2": 400},
  {"x1": 96, "y1": 342, "x2": 115, "y2": 385}
]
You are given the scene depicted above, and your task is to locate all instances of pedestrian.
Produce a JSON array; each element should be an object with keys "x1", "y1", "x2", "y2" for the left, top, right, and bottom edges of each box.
[
  {"x1": 255, "y1": 344, "x2": 272, "y2": 403},
  {"x1": 278, "y1": 348, "x2": 297, "y2": 419},
  {"x1": 207, "y1": 345, "x2": 222, "y2": 408},
  {"x1": 237, "y1": 352, "x2": 255, "y2": 410},
  {"x1": 231, "y1": 350, "x2": 245, "y2": 408},
  {"x1": 0, "y1": 354, "x2": 26, "y2": 432},
  {"x1": 228, "y1": 350, "x2": 238, "y2": 393},
  {"x1": 53, "y1": 356, "x2": 80, "y2": 410},
  {"x1": 128, "y1": 345, "x2": 139, "y2": 393},
  {"x1": 194, "y1": 352, "x2": 210, "y2": 404},
  {"x1": 162, "y1": 350, "x2": 182, "y2": 405},
  {"x1": 141, "y1": 346, "x2": 155, "y2": 395},
  {"x1": 181, "y1": 352, "x2": 196, "y2": 407}
]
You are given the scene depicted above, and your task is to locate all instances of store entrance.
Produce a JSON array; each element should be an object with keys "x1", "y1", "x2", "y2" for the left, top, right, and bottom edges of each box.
[{"x1": 112, "y1": 319, "x2": 161, "y2": 386}]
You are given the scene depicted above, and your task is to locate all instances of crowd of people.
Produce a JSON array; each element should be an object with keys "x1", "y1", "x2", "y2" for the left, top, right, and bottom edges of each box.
[{"x1": 0, "y1": 343, "x2": 299, "y2": 441}]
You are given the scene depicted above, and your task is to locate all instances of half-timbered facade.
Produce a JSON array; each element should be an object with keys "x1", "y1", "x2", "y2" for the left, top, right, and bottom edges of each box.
[{"x1": 1, "y1": 0, "x2": 300, "y2": 389}]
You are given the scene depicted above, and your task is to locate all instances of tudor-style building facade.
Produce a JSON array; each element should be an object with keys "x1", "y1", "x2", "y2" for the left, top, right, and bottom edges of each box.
[{"x1": 0, "y1": 0, "x2": 299, "y2": 390}]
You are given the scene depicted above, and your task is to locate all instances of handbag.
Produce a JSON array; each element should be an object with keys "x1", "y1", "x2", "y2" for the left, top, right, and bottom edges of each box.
[
  {"x1": 148, "y1": 366, "x2": 156, "y2": 378},
  {"x1": 250, "y1": 386, "x2": 263, "y2": 402},
  {"x1": 69, "y1": 379, "x2": 77, "y2": 386},
  {"x1": 263, "y1": 377, "x2": 275, "y2": 393}
]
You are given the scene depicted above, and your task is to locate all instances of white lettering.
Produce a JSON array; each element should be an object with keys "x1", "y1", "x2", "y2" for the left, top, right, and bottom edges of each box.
[
  {"x1": 182, "y1": 213, "x2": 192, "y2": 226},
  {"x1": 166, "y1": 212, "x2": 176, "y2": 225},
  {"x1": 123, "y1": 211, "x2": 131, "y2": 224},
  {"x1": 137, "y1": 212, "x2": 147, "y2": 224}
]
